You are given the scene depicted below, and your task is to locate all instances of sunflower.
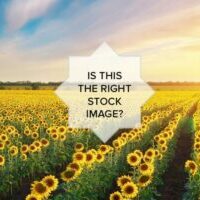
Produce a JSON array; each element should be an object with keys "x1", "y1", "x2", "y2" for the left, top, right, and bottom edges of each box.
[
  {"x1": 143, "y1": 155, "x2": 154, "y2": 164},
  {"x1": 85, "y1": 151, "x2": 96, "y2": 165},
  {"x1": 42, "y1": 175, "x2": 59, "y2": 192},
  {"x1": 33, "y1": 141, "x2": 42, "y2": 150},
  {"x1": 138, "y1": 174, "x2": 152, "y2": 187},
  {"x1": 40, "y1": 138, "x2": 49, "y2": 147},
  {"x1": 120, "y1": 137, "x2": 127, "y2": 146},
  {"x1": 142, "y1": 116, "x2": 149, "y2": 122},
  {"x1": 127, "y1": 152, "x2": 141, "y2": 167},
  {"x1": 109, "y1": 191, "x2": 123, "y2": 200},
  {"x1": 14, "y1": 132, "x2": 20, "y2": 138},
  {"x1": 154, "y1": 149, "x2": 160, "y2": 157},
  {"x1": 96, "y1": 152, "x2": 105, "y2": 163},
  {"x1": 59, "y1": 134, "x2": 66, "y2": 141},
  {"x1": 0, "y1": 155, "x2": 5, "y2": 166},
  {"x1": 89, "y1": 149, "x2": 97, "y2": 156},
  {"x1": 29, "y1": 144, "x2": 37, "y2": 153},
  {"x1": 73, "y1": 152, "x2": 86, "y2": 164},
  {"x1": 31, "y1": 181, "x2": 50, "y2": 198},
  {"x1": 21, "y1": 153, "x2": 28, "y2": 161},
  {"x1": 195, "y1": 138, "x2": 200, "y2": 143},
  {"x1": 117, "y1": 175, "x2": 132, "y2": 188},
  {"x1": 6, "y1": 126, "x2": 15, "y2": 135},
  {"x1": 134, "y1": 150, "x2": 143, "y2": 158},
  {"x1": 121, "y1": 132, "x2": 128, "y2": 139},
  {"x1": 50, "y1": 127, "x2": 57, "y2": 135},
  {"x1": 157, "y1": 153, "x2": 163, "y2": 160},
  {"x1": 157, "y1": 138, "x2": 167, "y2": 146},
  {"x1": 46, "y1": 128, "x2": 51, "y2": 135},
  {"x1": 121, "y1": 182, "x2": 138, "y2": 199},
  {"x1": 154, "y1": 135, "x2": 160, "y2": 142},
  {"x1": 185, "y1": 160, "x2": 198, "y2": 176},
  {"x1": 141, "y1": 124, "x2": 147, "y2": 132},
  {"x1": 99, "y1": 145, "x2": 110, "y2": 154},
  {"x1": 168, "y1": 130, "x2": 174, "y2": 137},
  {"x1": 67, "y1": 162, "x2": 82, "y2": 174},
  {"x1": 160, "y1": 145, "x2": 168, "y2": 153},
  {"x1": 194, "y1": 142, "x2": 200, "y2": 152},
  {"x1": 5, "y1": 140, "x2": 11, "y2": 147},
  {"x1": 24, "y1": 128, "x2": 31, "y2": 136},
  {"x1": 61, "y1": 169, "x2": 78, "y2": 182},
  {"x1": 112, "y1": 139, "x2": 122, "y2": 149},
  {"x1": 31, "y1": 132, "x2": 39, "y2": 139},
  {"x1": 145, "y1": 148, "x2": 155, "y2": 159},
  {"x1": 67, "y1": 127, "x2": 74, "y2": 133},
  {"x1": 25, "y1": 194, "x2": 41, "y2": 200},
  {"x1": 0, "y1": 142, "x2": 5, "y2": 150},
  {"x1": 127, "y1": 132, "x2": 135, "y2": 141},
  {"x1": 21, "y1": 144, "x2": 29, "y2": 154},
  {"x1": 139, "y1": 163, "x2": 154, "y2": 175},
  {"x1": 51, "y1": 132, "x2": 59, "y2": 141},
  {"x1": 9, "y1": 146, "x2": 18, "y2": 156},
  {"x1": 0, "y1": 133, "x2": 8, "y2": 142},
  {"x1": 57, "y1": 126, "x2": 67, "y2": 134},
  {"x1": 74, "y1": 143, "x2": 84, "y2": 152}
]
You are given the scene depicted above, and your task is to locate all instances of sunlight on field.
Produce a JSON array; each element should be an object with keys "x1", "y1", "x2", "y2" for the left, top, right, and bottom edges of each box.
[{"x1": 0, "y1": 90, "x2": 200, "y2": 199}]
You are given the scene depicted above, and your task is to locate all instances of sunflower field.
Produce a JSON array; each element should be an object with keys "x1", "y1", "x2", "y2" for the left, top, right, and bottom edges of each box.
[{"x1": 0, "y1": 90, "x2": 200, "y2": 200}]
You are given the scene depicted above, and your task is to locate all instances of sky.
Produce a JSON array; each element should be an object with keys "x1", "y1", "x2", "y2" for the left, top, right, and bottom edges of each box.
[{"x1": 0, "y1": 0, "x2": 200, "y2": 82}]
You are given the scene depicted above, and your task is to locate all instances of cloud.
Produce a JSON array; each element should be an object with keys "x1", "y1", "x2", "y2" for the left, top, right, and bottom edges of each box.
[
  {"x1": 18, "y1": 0, "x2": 200, "y2": 56},
  {"x1": 6, "y1": 0, "x2": 57, "y2": 31},
  {"x1": 1, "y1": 0, "x2": 200, "y2": 81}
]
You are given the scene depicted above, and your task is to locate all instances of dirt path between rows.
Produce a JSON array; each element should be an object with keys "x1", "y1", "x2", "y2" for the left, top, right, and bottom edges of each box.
[
  {"x1": 160, "y1": 126, "x2": 192, "y2": 200},
  {"x1": 160, "y1": 104, "x2": 197, "y2": 200}
]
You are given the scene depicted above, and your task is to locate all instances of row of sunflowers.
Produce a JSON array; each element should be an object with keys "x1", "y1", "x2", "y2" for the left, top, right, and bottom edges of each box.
[
  {"x1": 109, "y1": 111, "x2": 186, "y2": 200},
  {"x1": 184, "y1": 104, "x2": 200, "y2": 200},
  {"x1": 0, "y1": 90, "x2": 198, "y2": 200},
  {"x1": 24, "y1": 94, "x2": 193, "y2": 200}
]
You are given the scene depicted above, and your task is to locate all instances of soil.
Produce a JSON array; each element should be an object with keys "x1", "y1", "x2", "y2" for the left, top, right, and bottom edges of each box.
[
  {"x1": 160, "y1": 127, "x2": 192, "y2": 200},
  {"x1": 160, "y1": 104, "x2": 197, "y2": 200}
]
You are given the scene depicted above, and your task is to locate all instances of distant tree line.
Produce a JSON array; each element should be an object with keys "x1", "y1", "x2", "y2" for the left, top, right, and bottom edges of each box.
[
  {"x1": 0, "y1": 81, "x2": 200, "y2": 90},
  {"x1": 0, "y1": 81, "x2": 62, "y2": 90},
  {"x1": 148, "y1": 82, "x2": 200, "y2": 86}
]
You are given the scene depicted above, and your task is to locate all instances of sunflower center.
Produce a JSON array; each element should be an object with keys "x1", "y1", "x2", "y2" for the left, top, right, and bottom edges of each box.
[
  {"x1": 130, "y1": 156, "x2": 137, "y2": 162},
  {"x1": 147, "y1": 152, "x2": 153, "y2": 156},
  {"x1": 189, "y1": 163, "x2": 196, "y2": 170},
  {"x1": 70, "y1": 163, "x2": 79, "y2": 170},
  {"x1": 113, "y1": 194, "x2": 120, "y2": 200},
  {"x1": 97, "y1": 154, "x2": 102, "y2": 159},
  {"x1": 64, "y1": 170, "x2": 75, "y2": 178},
  {"x1": 45, "y1": 179, "x2": 54, "y2": 187},
  {"x1": 139, "y1": 175, "x2": 150, "y2": 183},
  {"x1": 141, "y1": 164, "x2": 148, "y2": 170},
  {"x1": 125, "y1": 185, "x2": 134, "y2": 194},
  {"x1": 41, "y1": 140, "x2": 48, "y2": 145},
  {"x1": 100, "y1": 147, "x2": 106, "y2": 152},
  {"x1": 30, "y1": 197, "x2": 37, "y2": 200},
  {"x1": 86, "y1": 154, "x2": 93, "y2": 161},
  {"x1": 35, "y1": 183, "x2": 47, "y2": 194},
  {"x1": 76, "y1": 154, "x2": 83, "y2": 160},
  {"x1": 22, "y1": 147, "x2": 27, "y2": 151},
  {"x1": 121, "y1": 178, "x2": 130, "y2": 185},
  {"x1": 76, "y1": 144, "x2": 82, "y2": 149}
]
